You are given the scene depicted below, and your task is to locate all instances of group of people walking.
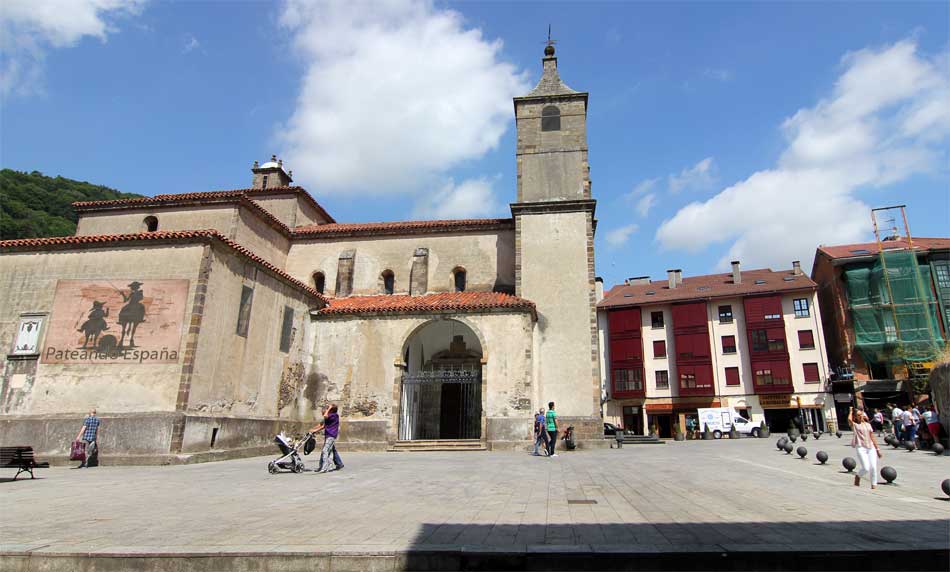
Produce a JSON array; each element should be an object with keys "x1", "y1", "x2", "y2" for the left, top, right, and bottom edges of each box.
[
  {"x1": 532, "y1": 402, "x2": 559, "y2": 457},
  {"x1": 868, "y1": 402, "x2": 942, "y2": 447}
]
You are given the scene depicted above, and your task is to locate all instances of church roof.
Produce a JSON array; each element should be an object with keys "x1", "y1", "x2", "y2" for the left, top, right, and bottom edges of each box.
[
  {"x1": 293, "y1": 218, "x2": 513, "y2": 238},
  {"x1": 316, "y1": 292, "x2": 536, "y2": 318},
  {"x1": 524, "y1": 55, "x2": 582, "y2": 97},
  {"x1": 0, "y1": 230, "x2": 328, "y2": 304}
]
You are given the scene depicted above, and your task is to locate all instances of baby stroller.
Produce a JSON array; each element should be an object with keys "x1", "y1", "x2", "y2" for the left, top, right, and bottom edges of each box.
[{"x1": 267, "y1": 432, "x2": 315, "y2": 474}]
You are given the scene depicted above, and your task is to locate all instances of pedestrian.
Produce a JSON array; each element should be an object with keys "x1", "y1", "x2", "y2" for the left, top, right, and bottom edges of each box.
[
  {"x1": 309, "y1": 404, "x2": 342, "y2": 473},
  {"x1": 924, "y1": 404, "x2": 941, "y2": 445},
  {"x1": 901, "y1": 407, "x2": 917, "y2": 446},
  {"x1": 74, "y1": 408, "x2": 100, "y2": 469},
  {"x1": 891, "y1": 404, "x2": 904, "y2": 441},
  {"x1": 532, "y1": 408, "x2": 548, "y2": 456},
  {"x1": 545, "y1": 401, "x2": 559, "y2": 457},
  {"x1": 313, "y1": 404, "x2": 344, "y2": 471},
  {"x1": 849, "y1": 406, "x2": 882, "y2": 490},
  {"x1": 871, "y1": 408, "x2": 884, "y2": 435}
]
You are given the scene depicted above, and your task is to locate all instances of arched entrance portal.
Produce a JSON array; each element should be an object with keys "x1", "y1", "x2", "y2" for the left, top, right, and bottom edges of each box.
[{"x1": 399, "y1": 319, "x2": 483, "y2": 440}]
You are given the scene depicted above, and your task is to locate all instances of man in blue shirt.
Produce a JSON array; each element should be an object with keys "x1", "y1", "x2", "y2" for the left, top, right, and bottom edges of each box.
[
  {"x1": 74, "y1": 408, "x2": 100, "y2": 468},
  {"x1": 532, "y1": 408, "x2": 548, "y2": 456}
]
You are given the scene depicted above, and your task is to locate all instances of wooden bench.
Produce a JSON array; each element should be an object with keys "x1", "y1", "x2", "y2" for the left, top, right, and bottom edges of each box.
[{"x1": 0, "y1": 446, "x2": 49, "y2": 480}]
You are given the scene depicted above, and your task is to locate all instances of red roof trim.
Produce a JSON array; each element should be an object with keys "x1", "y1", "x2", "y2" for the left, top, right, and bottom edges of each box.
[
  {"x1": 0, "y1": 230, "x2": 327, "y2": 304},
  {"x1": 816, "y1": 237, "x2": 950, "y2": 260},
  {"x1": 316, "y1": 292, "x2": 536, "y2": 318},
  {"x1": 293, "y1": 218, "x2": 514, "y2": 238}
]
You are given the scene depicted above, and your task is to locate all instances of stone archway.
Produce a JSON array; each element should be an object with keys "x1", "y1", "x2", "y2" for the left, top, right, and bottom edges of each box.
[{"x1": 397, "y1": 319, "x2": 484, "y2": 441}]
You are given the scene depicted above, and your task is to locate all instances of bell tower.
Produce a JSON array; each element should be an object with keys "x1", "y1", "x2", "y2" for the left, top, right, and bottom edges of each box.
[{"x1": 512, "y1": 43, "x2": 600, "y2": 433}]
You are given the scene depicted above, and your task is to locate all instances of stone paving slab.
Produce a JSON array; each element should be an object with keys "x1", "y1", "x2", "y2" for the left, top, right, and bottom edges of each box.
[{"x1": 2, "y1": 438, "x2": 948, "y2": 570}]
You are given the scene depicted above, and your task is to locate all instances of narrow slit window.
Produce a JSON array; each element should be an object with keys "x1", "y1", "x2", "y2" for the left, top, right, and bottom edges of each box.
[
  {"x1": 312, "y1": 272, "x2": 325, "y2": 294},
  {"x1": 381, "y1": 270, "x2": 395, "y2": 295},
  {"x1": 236, "y1": 285, "x2": 254, "y2": 337},
  {"x1": 453, "y1": 268, "x2": 466, "y2": 292},
  {"x1": 279, "y1": 305, "x2": 294, "y2": 352}
]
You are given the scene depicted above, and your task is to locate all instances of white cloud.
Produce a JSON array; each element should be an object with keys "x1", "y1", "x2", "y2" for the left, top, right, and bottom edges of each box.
[
  {"x1": 656, "y1": 40, "x2": 950, "y2": 272},
  {"x1": 635, "y1": 193, "x2": 657, "y2": 218},
  {"x1": 279, "y1": 0, "x2": 529, "y2": 195},
  {"x1": 630, "y1": 177, "x2": 659, "y2": 196},
  {"x1": 605, "y1": 224, "x2": 639, "y2": 247},
  {"x1": 182, "y1": 34, "x2": 200, "y2": 54},
  {"x1": 668, "y1": 157, "x2": 716, "y2": 194},
  {"x1": 0, "y1": 0, "x2": 144, "y2": 96},
  {"x1": 413, "y1": 176, "x2": 502, "y2": 219}
]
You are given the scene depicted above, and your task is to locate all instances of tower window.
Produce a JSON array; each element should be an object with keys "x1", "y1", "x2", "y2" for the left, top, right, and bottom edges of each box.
[
  {"x1": 312, "y1": 272, "x2": 325, "y2": 294},
  {"x1": 453, "y1": 267, "x2": 467, "y2": 292},
  {"x1": 143, "y1": 216, "x2": 159, "y2": 232},
  {"x1": 541, "y1": 105, "x2": 561, "y2": 132},
  {"x1": 262, "y1": 175, "x2": 268, "y2": 188},
  {"x1": 381, "y1": 270, "x2": 395, "y2": 295}
]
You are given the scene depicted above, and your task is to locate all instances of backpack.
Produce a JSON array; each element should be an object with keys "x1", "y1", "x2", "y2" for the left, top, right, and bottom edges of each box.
[{"x1": 303, "y1": 434, "x2": 317, "y2": 455}]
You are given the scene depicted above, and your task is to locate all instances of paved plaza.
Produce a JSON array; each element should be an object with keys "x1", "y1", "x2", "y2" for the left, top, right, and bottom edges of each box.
[{"x1": 3, "y1": 437, "x2": 948, "y2": 570}]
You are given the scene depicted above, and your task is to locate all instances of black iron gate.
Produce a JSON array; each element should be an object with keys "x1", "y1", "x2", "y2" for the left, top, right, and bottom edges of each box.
[{"x1": 399, "y1": 365, "x2": 481, "y2": 440}]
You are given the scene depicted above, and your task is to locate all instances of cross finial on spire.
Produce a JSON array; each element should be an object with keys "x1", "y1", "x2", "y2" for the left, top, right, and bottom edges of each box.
[{"x1": 544, "y1": 25, "x2": 556, "y2": 57}]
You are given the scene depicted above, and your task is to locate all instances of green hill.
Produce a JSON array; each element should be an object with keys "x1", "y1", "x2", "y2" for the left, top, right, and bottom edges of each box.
[{"x1": 0, "y1": 169, "x2": 144, "y2": 240}]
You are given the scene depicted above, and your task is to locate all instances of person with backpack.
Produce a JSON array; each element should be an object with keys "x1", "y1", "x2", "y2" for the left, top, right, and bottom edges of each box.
[
  {"x1": 545, "y1": 402, "x2": 559, "y2": 457},
  {"x1": 532, "y1": 408, "x2": 548, "y2": 456}
]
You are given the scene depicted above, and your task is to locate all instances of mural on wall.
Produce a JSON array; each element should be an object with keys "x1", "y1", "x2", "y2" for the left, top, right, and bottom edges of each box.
[{"x1": 42, "y1": 279, "x2": 189, "y2": 364}]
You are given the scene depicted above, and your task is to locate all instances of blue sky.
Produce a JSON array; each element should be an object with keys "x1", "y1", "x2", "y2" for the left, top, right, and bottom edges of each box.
[{"x1": 2, "y1": 1, "x2": 948, "y2": 288}]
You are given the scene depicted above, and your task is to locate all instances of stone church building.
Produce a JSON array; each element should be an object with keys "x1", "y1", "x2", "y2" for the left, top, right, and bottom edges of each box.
[{"x1": 0, "y1": 46, "x2": 602, "y2": 462}]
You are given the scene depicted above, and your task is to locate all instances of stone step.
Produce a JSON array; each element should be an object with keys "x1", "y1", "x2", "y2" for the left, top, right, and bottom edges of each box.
[{"x1": 390, "y1": 440, "x2": 487, "y2": 452}]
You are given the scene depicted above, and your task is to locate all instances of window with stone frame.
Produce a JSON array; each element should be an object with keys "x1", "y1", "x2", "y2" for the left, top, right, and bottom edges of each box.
[
  {"x1": 541, "y1": 105, "x2": 561, "y2": 131},
  {"x1": 312, "y1": 272, "x2": 326, "y2": 294},
  {"x1": 279, "y1": 306, "x2": 294, "y2": 353},
  {"x1": 381, "y1": 270, "x2": 395, "y2": 295},
  {"x1": 236, "y1": 285, "x2": 254, "y2": 337}
]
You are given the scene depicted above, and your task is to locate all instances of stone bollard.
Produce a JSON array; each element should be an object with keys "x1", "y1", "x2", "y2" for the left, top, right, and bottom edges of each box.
[
  {"x1": 880, "y1": 466, "x2": 897, "y2": 484},
  {"x1": 942, "y1": 479, "x2": 950, "y2": 497},
  {"x1": 932, "y1": 443, "x2": 945, "y2": 455},
  {"x1": 842, "y1": 457, "x2": 856, "y2": 472},
  {"x1": 797, "y1": 447, "x2": 807, "y2": 459},
  {"x1": 816, "y1": 451, "x2": 828, "y2": 464}
]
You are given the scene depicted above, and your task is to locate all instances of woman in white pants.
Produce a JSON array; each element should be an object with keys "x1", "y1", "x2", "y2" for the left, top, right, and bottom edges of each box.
[{"x1": 849, "y1": 407, "x2": 882, "y2": 489}]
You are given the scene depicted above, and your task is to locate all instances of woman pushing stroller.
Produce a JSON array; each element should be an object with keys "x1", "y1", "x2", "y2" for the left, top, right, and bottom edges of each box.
[{"x1": 309, "y1": 404, "x2": 343, "y2": 473}]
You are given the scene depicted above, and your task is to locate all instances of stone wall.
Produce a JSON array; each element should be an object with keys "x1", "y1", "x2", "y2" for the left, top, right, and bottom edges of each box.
[
  {"x1": 232, "y1": 206, "x2": 290, "y2": 269},
  {"x1": 286, "y1": 230, "x2": 515, "y2": 296},
  {"x1": 311, "y1": 312, "x2": 535, "y2": 449},
  {"x1": 515, "y1": 97, "x2": 589, "y2": 203},
  {"x1": 76, "y1": 205, "x2": 237, "y2": 237}
]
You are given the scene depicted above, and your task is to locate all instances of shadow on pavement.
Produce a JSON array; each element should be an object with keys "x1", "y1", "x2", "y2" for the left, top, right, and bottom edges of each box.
[{"x1": 402, "y1": 520, "x2": 949, "y2": 571}]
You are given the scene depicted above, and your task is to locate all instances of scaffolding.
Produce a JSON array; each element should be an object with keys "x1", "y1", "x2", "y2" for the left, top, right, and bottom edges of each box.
[{"x1": 845, "y1": 206, "x2": 944, "y2": 389}]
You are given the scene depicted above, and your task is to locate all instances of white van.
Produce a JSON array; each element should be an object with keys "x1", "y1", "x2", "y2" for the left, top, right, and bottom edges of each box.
[{"x1": 696, "y1": 407, "x2": 762, "y2": 439}]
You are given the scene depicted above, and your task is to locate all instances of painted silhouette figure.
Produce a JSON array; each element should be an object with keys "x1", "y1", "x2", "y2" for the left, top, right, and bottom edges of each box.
[
  {"x1": 78, "y1": 301, "x2": 109, "y2": 348},
  {"x1": 118, "y1": 281, "x2": 146, "y2": 347}
]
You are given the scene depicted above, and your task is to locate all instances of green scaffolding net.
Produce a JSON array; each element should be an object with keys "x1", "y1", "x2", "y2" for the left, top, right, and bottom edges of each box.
[{"x1": 845, "y1": 249, "x2": 944, "y2": 366}]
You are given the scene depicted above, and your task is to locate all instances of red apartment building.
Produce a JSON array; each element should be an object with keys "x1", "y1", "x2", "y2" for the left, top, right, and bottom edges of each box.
[{"x1": 597, "y1": 262, "x2": 835, "y2": 437}]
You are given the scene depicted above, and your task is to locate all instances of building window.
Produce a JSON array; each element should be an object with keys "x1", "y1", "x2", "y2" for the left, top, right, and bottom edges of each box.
[
  {"x1": 651, "y1": 311, "x2": 664, "y2": 328},
  {"x1": 614, "y1": 368, "x2": 642, "y2": 392},
  {"x1": 793, "y1": 298, "x2": 810, "y2": 318},
  {"x1": 143, "y1": 216, "x2": 159, "y2": 232},
  {"x1": 680, "y1": 372, "x2": 697, "y2": 388},
  {"x1": 798, "y1": 329, "x2": 815, "y2": 349},
  {"x1": 803, "y1": 362, "x2": 821, "y2": 383},
  {"x1": 312, "y1": 272, "x2": 325, "y2": 294},
  {"x1": 718, "y1": 305, "x2": 733, "y2": 323},
  {"x1": 381, "y1": 270, "x2": 395, "y2": 295},
  {"x1": 453, "y1": 267, "x2": 466, "y2": 292},
  {"x1": 725, "y1": 366, "x2": 740, "y2": 386},
  {"x1": 755, "y1": 368, "x2": 774, "y2": 385},
  {"x1": 764, "y1": 313, "x2": 782, "y2": 320},
  {"x1": 653, "y1": 340, "x2": 667, "y2": 358},
  {"x1": 541, "y1": 105, "x2": 561, "y2": 131},
  {"x1": 751, "y1": 329, "x2": 768, "y2": 351},
  {"x1": 722, "y1": 335, "x2": 736, "y2": 354},
  {"x1": 262, "y1": 175, "x2": 268, "y2": 188},
  {"x1": 236, "y1": 285, "x2": 254, "y2": 337},
  {"x1": 935, "y1": 264, "x2": 950, "y2": 288},
  {"x1": 768, "y1": 333, "x2": 786, "y2": 352},
  {"x1": 655, "y1": 370, "x2": 669, "y2": 390},
  {"x1": 279, "y1": 306, "x2": 294, "y2": 352}
]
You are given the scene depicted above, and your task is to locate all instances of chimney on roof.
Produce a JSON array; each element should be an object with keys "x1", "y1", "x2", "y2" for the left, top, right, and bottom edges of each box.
[
  {"x1": 667, "y1": 269, "x2": 677, "y2": 289},
  {"x1": 624, "y1": 276, "x2": 651, "y2": 286},
  {"x1": 674, "y1": 269, "x2": 683, "y2": 286},
  {"x1": 595, "y1": 276, "x2": 604, "y2": 302},
  {"x1": 792, "y1": 260, "x2": 803, "y2": 276},
  {"x1": 731, "y1": 261, "x2": 741, "y2": 284},
  {"x1": 251, "y1": 155, "x2": 293, "y2": 189}
]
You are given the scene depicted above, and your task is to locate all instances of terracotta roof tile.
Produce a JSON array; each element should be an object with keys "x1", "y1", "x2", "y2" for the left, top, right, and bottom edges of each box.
[
  {"x1": 293, "y1": 218, "x2": 513, "y2": 238},
  {"x1": 0, "y1": 230, "x2": 327, "y2": 304},
  {"x1": 817, "y1": 237, "x2": 950, "y2": 260},
  {"x1": 317, "y1": 292, "x2": 536, "y2": 317},
  {"x1": 599, "y1": 268, "x2": 815, "y2": 309}
]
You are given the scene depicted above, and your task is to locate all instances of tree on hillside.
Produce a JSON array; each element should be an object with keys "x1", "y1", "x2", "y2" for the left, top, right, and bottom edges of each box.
[{"x1": 0, "y1": 169, "x2": 144, "y2": 239}]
